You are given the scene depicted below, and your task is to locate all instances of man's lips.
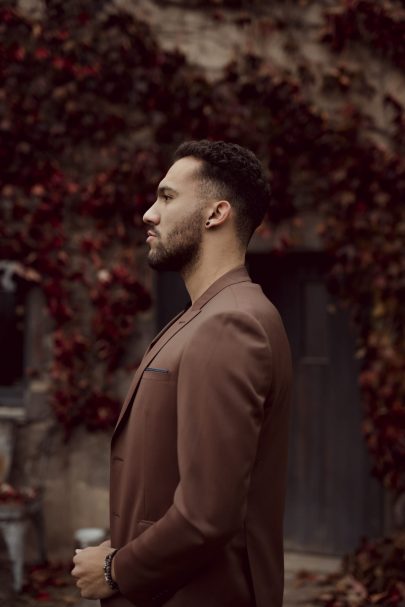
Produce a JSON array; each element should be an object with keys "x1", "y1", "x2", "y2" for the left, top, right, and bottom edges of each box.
[{"x1": 146, "y1": 230, "x2": 158, "y2": 242}]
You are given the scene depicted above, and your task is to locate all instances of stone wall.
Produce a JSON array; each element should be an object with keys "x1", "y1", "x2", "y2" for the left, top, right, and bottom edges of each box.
[{"x1": 3, "y1": 282, "x2": 154, "y2": 561}]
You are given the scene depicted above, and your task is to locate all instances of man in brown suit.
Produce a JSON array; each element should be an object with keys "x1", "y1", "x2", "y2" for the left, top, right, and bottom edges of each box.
[{"x1": 72, "y1": 141, "x2": 292, "y2": 607}]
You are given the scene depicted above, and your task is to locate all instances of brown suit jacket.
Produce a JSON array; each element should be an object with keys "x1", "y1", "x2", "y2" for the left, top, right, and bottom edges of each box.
[{"x1": 102, "y1": 266, "x2": 292, "y2": 607}]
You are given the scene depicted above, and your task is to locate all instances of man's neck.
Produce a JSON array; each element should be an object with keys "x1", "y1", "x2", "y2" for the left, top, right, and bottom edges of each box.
[{"x1": 182, "y1": 252, "x2": 246, "y2": 304}]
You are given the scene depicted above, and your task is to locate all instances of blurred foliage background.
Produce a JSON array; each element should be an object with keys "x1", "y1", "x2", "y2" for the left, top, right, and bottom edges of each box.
[{"x1": 0, "y1": 0, "x2": 404, "y2": 603}]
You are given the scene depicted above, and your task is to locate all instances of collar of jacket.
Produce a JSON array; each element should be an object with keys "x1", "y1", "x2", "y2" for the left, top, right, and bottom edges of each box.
[
  {"x1": 112, "y1": 265, "x2": 251, "y2": 439},
  {"x1": 144, "y1": 265, "x2": 251, "y2": 348},
  {"x1": 190, "y1": 264, "x2": 251, "y2": 311}
]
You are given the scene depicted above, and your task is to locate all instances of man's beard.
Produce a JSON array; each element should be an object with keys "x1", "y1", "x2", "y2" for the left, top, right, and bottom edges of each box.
[{"x1": 147, "y1": 210, "x2": 203, "y2": 273}]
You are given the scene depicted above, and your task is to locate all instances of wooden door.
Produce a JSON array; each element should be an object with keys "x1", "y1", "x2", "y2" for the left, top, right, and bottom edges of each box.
[{"x1": 248, "y1": 252, "x2": 384, "y2": 555}]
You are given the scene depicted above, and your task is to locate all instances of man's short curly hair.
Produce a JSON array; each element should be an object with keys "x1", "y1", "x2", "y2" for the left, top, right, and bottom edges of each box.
[{"x1": 173, "y1": 140, "x2": 270, "y2": 245}]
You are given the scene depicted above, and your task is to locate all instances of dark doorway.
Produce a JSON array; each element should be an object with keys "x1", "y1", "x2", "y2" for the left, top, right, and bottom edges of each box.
[
  {"x1": 248, "y1": 251, "x2": 384, "y2": 555},
  {"x1": 156, "y1": 272, "x2": 188, "y2": 331},
  {"x1": 0, "y1": 285, "x2": 25, "y2": 386}
]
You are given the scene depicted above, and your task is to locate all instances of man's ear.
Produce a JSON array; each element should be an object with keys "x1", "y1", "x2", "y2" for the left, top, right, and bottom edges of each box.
[{"x1": 205, "y1": 200, "x2": 232, "y2": 228}]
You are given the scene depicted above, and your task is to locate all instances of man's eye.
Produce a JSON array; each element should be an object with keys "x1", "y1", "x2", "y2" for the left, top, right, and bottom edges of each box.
[{"x1": 163, "y1": 194, "x2": 171, "y2": 201}]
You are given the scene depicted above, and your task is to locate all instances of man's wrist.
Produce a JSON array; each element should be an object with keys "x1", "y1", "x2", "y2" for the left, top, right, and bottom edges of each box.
[
  {"x1": 111, "y1": 551, "x2": 117, "y2": 582},
  {"x1": 104, "y1": 549, "x2": 119, "y2": 590}
]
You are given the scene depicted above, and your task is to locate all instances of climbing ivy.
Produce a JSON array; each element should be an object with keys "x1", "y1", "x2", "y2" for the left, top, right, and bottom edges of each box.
[{"x1": 0, "y1": 2, "x2": 403, "y2": 505}]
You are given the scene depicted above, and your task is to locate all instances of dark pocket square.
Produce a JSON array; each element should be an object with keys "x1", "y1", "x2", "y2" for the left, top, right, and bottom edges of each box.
[{"x1": 144, "y1": 367, "x2": 169, "y2": 374}]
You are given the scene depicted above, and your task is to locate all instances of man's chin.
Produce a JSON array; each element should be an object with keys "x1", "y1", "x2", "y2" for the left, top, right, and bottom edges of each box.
[
  {"x1": 146, "y1": 240, "x2": 201, "y2": 273},
  {"x1": 147, "y1": 254, "x2": 175, "y2": 272}
]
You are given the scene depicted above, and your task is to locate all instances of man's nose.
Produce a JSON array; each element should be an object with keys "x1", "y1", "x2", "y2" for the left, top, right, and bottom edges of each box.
[{"x1": 143, "y1": 202, "x2": 160, "y2": 225}]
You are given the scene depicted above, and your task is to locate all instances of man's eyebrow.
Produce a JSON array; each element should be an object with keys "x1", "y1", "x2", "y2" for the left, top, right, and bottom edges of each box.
[{"x1": 157, "y1": 185, "x2": 178, "y2": 196}]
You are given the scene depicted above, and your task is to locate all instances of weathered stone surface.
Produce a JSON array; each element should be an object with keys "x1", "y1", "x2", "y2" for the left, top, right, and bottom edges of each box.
[
  {"x1": 0, "y1": 420, "x2": 14, "y2": 483},
  {"x1": 0, "y1": 532, "x2": 14, "y2": 604}
]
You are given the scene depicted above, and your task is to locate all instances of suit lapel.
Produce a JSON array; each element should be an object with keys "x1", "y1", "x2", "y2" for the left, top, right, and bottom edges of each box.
[
  {"x1": 114, "y1": 307, "x2": 186, "y2": 430},
  {"x1": 112, "y1": 265, "x2": 252, "y2": 440},
  {"x1": 144, "y1": 307, "x2": 187, "y2": 355},
  {"x1": 113, "y1": 307, "x2": 200, "y2": 438}
]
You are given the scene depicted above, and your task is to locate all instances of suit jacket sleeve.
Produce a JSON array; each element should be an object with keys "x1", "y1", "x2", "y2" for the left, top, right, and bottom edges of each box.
[{"x1": 113, "y1": 310, "x2": 272, "y2": 603}]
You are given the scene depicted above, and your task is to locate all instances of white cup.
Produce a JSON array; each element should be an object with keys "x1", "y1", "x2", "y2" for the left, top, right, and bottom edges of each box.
[{"x1": 74, "y1": 527, "x2": 106, "y2": 549}]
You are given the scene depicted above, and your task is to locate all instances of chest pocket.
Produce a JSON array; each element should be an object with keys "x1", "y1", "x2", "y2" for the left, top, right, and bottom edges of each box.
[{"x1": 142, "y1": 367, "x2": 172, "y2": 382}]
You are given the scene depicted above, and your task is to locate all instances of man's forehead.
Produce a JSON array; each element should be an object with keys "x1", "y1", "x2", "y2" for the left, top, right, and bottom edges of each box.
[{"x1": 159, "y1": 156, "x2": 202, "y2": 190}]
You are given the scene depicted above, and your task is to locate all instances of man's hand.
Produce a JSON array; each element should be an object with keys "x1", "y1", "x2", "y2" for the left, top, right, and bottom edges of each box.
[{"x1": 71, "y1": 540, "x2": 118, "y2": 600}]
